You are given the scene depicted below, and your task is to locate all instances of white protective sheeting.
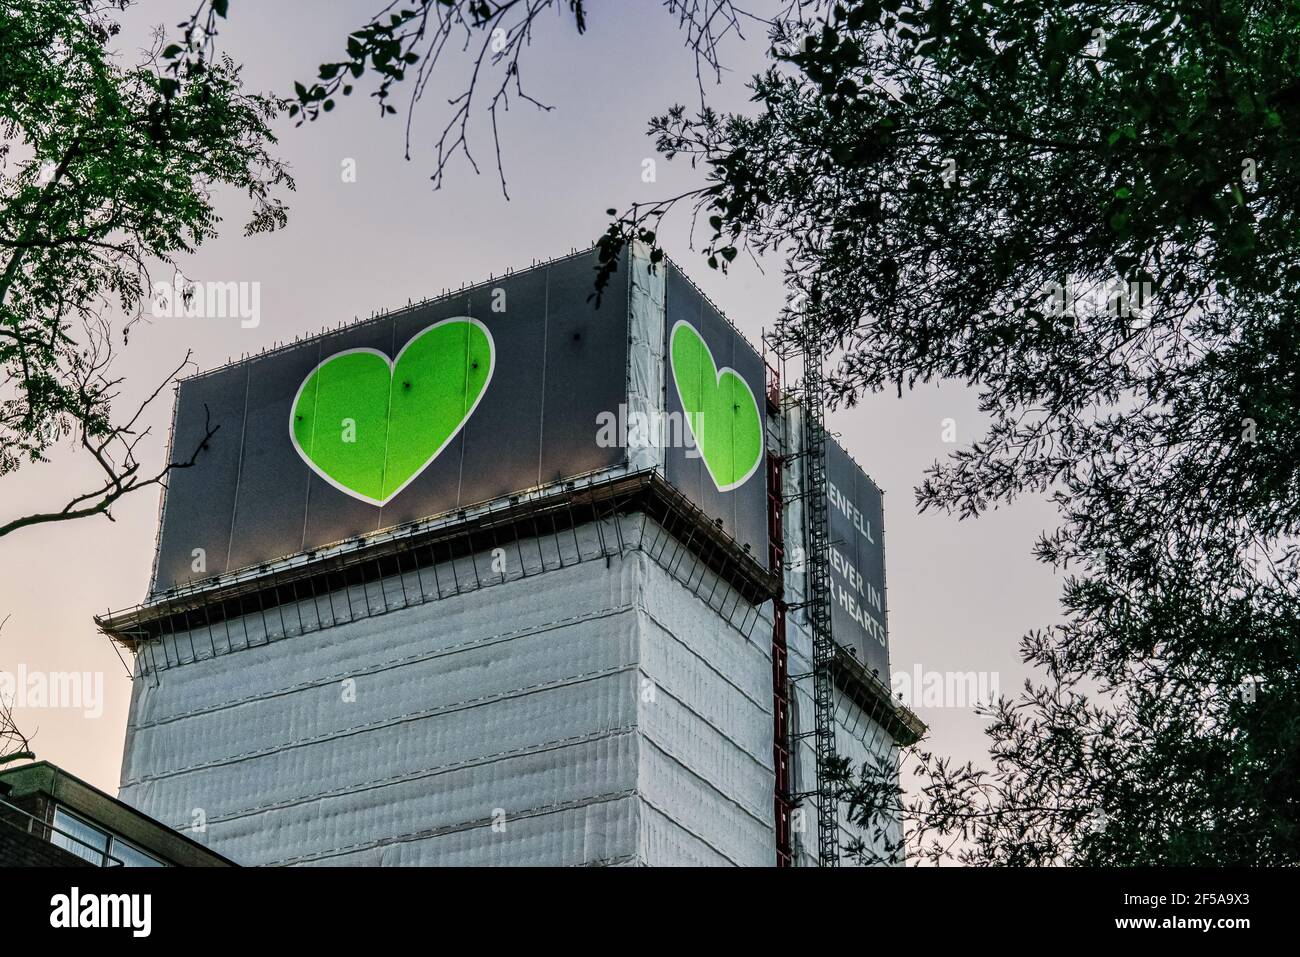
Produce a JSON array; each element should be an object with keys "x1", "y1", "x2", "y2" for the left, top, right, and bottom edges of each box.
[
  {"x1": 118, "y1": 413, "x2": 901, "y2": 866},
  {"x1": 779, "y1": 402, "x2": 903, "y2": 865},
  {"x1": 635, "y1": 551, "x2": 775, "y2": 866},
  {"x1": 120, "y1": 521, "x2": 643, "y2": 867},
  {"x1": 786, "y1": 604, "x2": 903, "y2": 866},
  {"x1": 782, "y1": 403, "x2": 810, "y2": 622},
  {"x1": 118, "y1": 517, "x2": 778, "y2": 866},
  {"x1": 626, "y1": 241, "x2": 667, "y2": 475}
]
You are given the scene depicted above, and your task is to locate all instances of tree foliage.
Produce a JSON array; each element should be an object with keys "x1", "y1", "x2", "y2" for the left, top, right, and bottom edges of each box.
[
  {"x1": 639, "y1": 0, "x2": 1299, "y2": 864},
  {"x1": 16, "y1": 0, "x2": 1296, "y2": 864},
  {"x1": 0, "y1": 0, "x2": 292, "y2": 537},
  {"x1": 278, "y1": 0, "x2": 746, "y2": 196}
]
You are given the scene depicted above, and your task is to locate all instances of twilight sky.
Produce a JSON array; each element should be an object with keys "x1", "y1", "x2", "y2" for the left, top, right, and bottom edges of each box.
[{"x1": 0, "y1": 1, "x2": 1061, "y2": 800}]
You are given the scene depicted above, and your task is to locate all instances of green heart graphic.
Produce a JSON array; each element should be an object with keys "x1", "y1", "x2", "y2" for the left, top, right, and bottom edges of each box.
[
  {"x1": 290, "y1": 318, "x2": 494, "y2": 506},
  {"x1": 669, "y1": 319, "x2": 762, "y2": 491}
]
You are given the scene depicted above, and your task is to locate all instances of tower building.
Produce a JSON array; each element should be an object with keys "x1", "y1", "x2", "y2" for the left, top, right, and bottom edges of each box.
[{"x1": 98, "y1": 245, "x2": 922, "y2": 866}]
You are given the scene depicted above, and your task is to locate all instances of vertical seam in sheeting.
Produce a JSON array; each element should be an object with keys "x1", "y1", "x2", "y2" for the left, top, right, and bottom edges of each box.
[
  {"x1": 224, "y1": 365, "x2": 251, "y2": 572},
  {"x1": 655, "y1": 257, "x2": 666, "y2": 477},
  {"x1": 731, "y1": 330, "x2": 739, "y2": 537},
  {"x1": 300, "y1": 338, "x2": 320, "y2": 553},
  {"x1": 377, "y1": 315, "x2": 398, "y2": 531},
  {"x1": 625, "y1": 243, "x2": 633, "y2": 471},
  {"x1": 456, "y1": 296, "x2": 469, "y2": 508},
  {"x1": 536, "y1": 268, "x2": 550, "y2": 487}
]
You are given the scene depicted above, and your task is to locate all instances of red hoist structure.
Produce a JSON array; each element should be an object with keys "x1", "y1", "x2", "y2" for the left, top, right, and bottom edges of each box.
[
  {"x1": 765, "y1": 331, "x2": 842, "y2": 868},
  {"x1": 764, "y1": 357, "x2": 795, "y2": 867}
]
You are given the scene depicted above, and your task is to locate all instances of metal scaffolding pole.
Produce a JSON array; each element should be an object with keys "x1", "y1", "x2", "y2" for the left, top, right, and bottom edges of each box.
[
  {"x1": 800, "y1": 330, "x2": 841, "y2": 867},
  {"x1": 763, "y1": 341, "x2": 795, "y2": 868}
]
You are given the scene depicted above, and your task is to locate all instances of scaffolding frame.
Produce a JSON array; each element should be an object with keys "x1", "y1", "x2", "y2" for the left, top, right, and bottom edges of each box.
[
  {"x1": 766, "y1": 327, "x2": 928, "y2": 868},
  {"x1": 764, "y1": 356, "x2": 795, "y2": 868},
  {"x1": 766, "y1": 327, "x2": 838, "y2": 866},
  {"x1": 794, "y1": 331, "x2": 841, "y2": 867},
  {"x1": 97, "y1": 470, "x2": 781, "y2": 678}
]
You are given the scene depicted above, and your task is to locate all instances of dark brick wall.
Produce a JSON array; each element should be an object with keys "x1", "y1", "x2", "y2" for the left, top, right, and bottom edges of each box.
[{"x1": 0, "y1": 819, "x2": 94, "y2": 867}]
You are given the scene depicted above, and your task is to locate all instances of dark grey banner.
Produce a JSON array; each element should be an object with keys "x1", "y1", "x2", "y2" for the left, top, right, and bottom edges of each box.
[
  {"x1": 662, "y1": 262, "x2": 769, "y2": 561},
  {"x1": 825, "y1": 439, "x2": 890, "y2": 677},
  {"x1": 151, "y1": 250, "x2": 629, "y2": 595}
]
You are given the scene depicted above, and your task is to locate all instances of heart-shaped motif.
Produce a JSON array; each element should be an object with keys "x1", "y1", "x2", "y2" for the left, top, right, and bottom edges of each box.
[
  {"x1": 290, "y1": 318, "x2": 494, "y2": 506},
  {"x1": 669, "y1": 319, "x2": 762, "y2": 492}
]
